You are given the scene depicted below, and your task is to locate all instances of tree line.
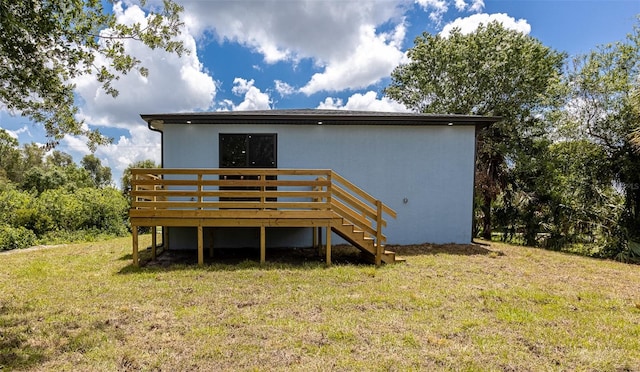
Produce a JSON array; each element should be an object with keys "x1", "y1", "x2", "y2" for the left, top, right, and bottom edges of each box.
[
  {"x1": 386, "y1": 21, "x2": 640, "y2": 262},
  {"x1": 0, "y1": 131, "x2": 149, "y2": 250}
]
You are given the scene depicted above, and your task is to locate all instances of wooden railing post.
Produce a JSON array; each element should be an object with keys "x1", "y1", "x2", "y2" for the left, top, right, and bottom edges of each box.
[
  {"x1": 197, "y1": 173, "x2": 203, "y2": 210},
  {"x1": 326, "y1": 171, "x2": 332, "y2": 210},
  {"x1": 259, "y1": 174, "x2": 265, "y2": 210},
  {"x1": 375, "y1": 200, "x2": 383, "y2": 267}
]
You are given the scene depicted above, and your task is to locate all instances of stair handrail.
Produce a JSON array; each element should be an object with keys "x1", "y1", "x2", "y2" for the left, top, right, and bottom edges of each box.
[
  {"x1": 330, "y1": 171, "x2": 397, "y2": 219},
  {"x1": 327, "y1": 171, "x2": 397, "y2": 265}
]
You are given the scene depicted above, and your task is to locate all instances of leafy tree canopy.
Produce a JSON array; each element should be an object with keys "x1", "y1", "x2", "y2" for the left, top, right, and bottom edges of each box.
[
  {"x1": 385, "y1": 22, "x2": 565, "y2": 125},
  {"x1": 559, "y1": 21, "x2": 640, "y2": 242},
  {"x1": 0, "y1": 0, "x2": 185, "y2": 150}
]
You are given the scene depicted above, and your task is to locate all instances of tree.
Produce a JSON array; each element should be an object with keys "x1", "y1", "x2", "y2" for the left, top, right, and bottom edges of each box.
[
  {"x1": 46, "y1": 150, "x2": 74, "y2": 168},
  {"x1": 121, "y1": 159, "x2": 158, "y2": 201},
  {"x1": 559, "y1": 21, "x2": 640, "y2": 249},
  {"x1": 0, "y1": 0, "x2": 186, "y2": 149},
  {"x1": 0, "y1": 129, "x2": 21, "y2": 184},
  {"x1": 630, "y1": 89, "x2": 640, "y2": 152},
  {"x1": 81, "y1": 154, "x2": 112, "y2": 188},
  {"x1": 386, "y1": 22, "x2": 565, "y2": 240}
]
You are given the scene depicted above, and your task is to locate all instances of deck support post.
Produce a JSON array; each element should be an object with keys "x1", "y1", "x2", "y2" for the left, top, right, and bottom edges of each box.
[
  {"x1": 325, "y1": 223, "x2": 331, "y2": 266},
  {"x1": 260, "y1": 225, "x2": 266, "y2": 264},
  {"x1": 375, "y1": 200, "x2": 383, "y2": 267},
  {"x1": 151, "y1": 226, "x2": 157, "y2": 260},
  {"x1": 313, "y1": 227, "x2": 319, "y2": 253},
  {"x1": 132, "y1": 227, "x2": 139, "y2": 267},
  {"x1": 197, "y1": 225, "x2": 204, "y2": 266}
]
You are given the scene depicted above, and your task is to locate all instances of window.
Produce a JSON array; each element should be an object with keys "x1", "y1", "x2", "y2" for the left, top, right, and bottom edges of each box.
[
  {"x1": 219, "y1": 134, "x2": 276, "y2": 168},
  {"x1": 219, "y1": 134, "x2": 277, "y2": 202}
]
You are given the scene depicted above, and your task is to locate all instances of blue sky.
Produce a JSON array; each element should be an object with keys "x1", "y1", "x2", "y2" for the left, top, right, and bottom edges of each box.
[{"x1": 1, "y1": 0, "x2": 639, "y2": 185}]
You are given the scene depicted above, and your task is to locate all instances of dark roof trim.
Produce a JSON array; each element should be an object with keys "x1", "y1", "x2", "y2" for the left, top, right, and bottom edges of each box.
[{"x1": 141, "y1": 109, "x2": 500, "y2": 132}]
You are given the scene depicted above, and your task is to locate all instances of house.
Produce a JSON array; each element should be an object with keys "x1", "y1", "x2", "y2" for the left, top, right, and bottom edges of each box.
[{"x1": 129, "y1": 109, "x2": 499, "y2": 266}]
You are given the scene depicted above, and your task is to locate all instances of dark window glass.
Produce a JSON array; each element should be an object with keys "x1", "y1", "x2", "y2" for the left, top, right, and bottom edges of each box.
[
  {"x1": 219, "y1": 134, "x2": 277, "y2": 203},
  {"x1": 220, "y1": 134, "x2": 248, "y2": 167},
  {"x1": 248, "y1": 135, "x2": 276, "y2": 167},
  {"x1": 219, "y1": 133, "x2": 276, "y2": 168}
]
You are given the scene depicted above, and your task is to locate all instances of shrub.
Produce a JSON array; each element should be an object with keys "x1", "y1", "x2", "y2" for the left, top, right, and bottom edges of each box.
[
  {"x1": 0, "y1": 224, "x2": 36, "y2": 251},
  {"x1": 0, "y1": 189, "x2": 34, "y2": 225},
  {"x1": 35, "y1": 187, "x2": 129, "y2": 236}
]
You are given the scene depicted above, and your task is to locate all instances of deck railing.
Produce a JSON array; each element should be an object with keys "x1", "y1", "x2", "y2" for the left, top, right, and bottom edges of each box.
[{"x1": 131, "y1": 168, "x2": 332, "y2": 212}]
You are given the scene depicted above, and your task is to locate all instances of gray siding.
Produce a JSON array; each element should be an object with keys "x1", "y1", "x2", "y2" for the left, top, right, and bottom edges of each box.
[{"x1": 162, "y1": 123, "x2": 476, "y2": 248}]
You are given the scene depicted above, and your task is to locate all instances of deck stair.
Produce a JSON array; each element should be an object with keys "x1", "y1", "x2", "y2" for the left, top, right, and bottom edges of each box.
[
  {"x1": 320, "y1": 172, "x2": 402, "y2": 265},
  {"x1": 331, "y1": 218, "x2": 402, "y2": 264}
]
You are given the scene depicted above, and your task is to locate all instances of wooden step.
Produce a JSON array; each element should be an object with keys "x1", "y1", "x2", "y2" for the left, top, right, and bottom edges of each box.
[
  {"x1": 331, "y1": 217, "x2": 401, "y2": 265},
  {"x1": 360, "y1": 250, "x2": 404, "y2": 264}
]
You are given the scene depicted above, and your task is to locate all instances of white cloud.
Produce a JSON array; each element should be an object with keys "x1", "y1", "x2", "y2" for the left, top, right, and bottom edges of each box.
[
  {"x1": 183, "y1": 1, "x2": 403, "y2": 63},
  {"x1": 440, "y1": 13, "x2": 531, "y2": 37},
  {"x1": 300, "y1": 23, "x2": 408, "y2": 95},
  {"x1": 3, "y1": 125, "x2": 31, "y2": 140},
  {"x1": 73, "y1": 2, "x2": 216, "y2": 130},
  {"x1": 64, "y1": 2, "x2": 215, "y2": 183},
  {"x1": 95, "y1": 127, "x2": 161, "y2": 182},
  {"x1": 182, "y1": 0, "x2": 406, "y2": 93},
  {"x1": 317, "y1": 91, "x2": 410, "y2": 112},
  {"x1": 274, "y1": 80, "x2": 295, "y2": 97},
  {"x1": 61, "y1": 134, "x2": 91, "y2": 156},
  {"x1": 469, "y1": 0, "x2": 485, "y2": 12},
  {"x1": 228, "y1": 78, "x2": 272, "y2": 111},
  {"x1": 59, "y1": 125, "x2": 162, "y2": 185},
  {"x1": 454, "y1": 0, "x2": 467, "y2": 11},
  {"x1": 415, "y1": 0, "x2": 448, "y2": 23}
]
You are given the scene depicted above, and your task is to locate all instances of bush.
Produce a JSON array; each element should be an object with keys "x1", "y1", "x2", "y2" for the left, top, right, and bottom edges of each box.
[
  {"x1": 0, "y1": 187, "x2": 128, "y2": 250},
  {"x1": 0, "y1": 224, "x2": 36, "y2": 251},
  {"x1": 35, "y1": 187, "x2": 128, "y2": 236},
  {"x1": 0, "y1": 189, "x2": 35, "y2": 225}
]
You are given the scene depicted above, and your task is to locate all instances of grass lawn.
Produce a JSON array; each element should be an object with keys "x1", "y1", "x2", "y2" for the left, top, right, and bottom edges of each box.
[{"x1": 1, "y1": 235, "x2": 639, "y2": 371}]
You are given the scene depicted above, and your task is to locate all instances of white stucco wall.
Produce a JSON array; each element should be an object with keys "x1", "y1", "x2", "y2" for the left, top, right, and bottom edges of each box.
[{"x1": 161, "y1": 123, "x2": 477, "y2": 248}]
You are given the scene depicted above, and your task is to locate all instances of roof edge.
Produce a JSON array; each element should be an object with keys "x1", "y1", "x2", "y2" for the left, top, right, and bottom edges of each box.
[{"x1": 140, "y1": 110, "x2": 501, "y2": 130}]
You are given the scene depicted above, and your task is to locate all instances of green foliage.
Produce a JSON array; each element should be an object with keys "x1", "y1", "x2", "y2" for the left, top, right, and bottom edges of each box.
[
  {"x1": 0, "y1": 224, "x2": 36, "y2": 251},
  {"x1": 0, "y1": 189, "x2": 35, "y2": 228},
  {"x1": 386, "y1": 19, "x2": 640, "y2": 259},
  {"x1": 616, "y1": 240, "x2": 640, "y2": 263},
  {"x1": 35, "y1": 187, "x2": 128, "y2": 236},
  {"x1": 0, "y1": 134, "x2": 129, "y2": 249},
  {"x1": 492, "y1": 139, "x2": 624, "y2": 255},
  {"x1": 0, "y1": 0, "x2": 186, "y2": 149},
  {"x1": 556, "y1": 20, "x2": 640, "y2": 253},
  {"x1": 81, "y1": 154, "x2": 112, "y2": 188},
  {"x1": 0, "y1": 186, "x2": 128, "y2": 250},
  {"x1": 121, "y1": 159, "x2": 158, "y2": 197},
  {"x1": 386, "y1": 22, "x2": 565, "y2": 120},
  {"x1": 0, "y1": 129, "x2": 21, "y2": 182},
  {"x1": 20, "y1": 163, "x2": 93, "y2": 193}
]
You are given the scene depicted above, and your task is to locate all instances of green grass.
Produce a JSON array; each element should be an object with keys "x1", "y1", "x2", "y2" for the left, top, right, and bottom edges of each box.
[{"x1": 1, "y1": 237, "x2": 640, "y2": 371}]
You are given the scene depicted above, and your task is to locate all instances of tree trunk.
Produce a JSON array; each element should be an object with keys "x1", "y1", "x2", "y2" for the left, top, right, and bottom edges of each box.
[{"x1": 481, "y1": 193, "x2": 492, "y2": 240}]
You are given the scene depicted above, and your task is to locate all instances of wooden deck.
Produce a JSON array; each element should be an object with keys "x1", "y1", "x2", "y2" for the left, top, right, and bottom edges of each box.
[{"x1": 129, "y1": 168, "x2": 398, "y2": 266}]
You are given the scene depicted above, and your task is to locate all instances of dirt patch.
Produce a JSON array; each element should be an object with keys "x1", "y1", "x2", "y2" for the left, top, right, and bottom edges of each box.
[
  {"x1": 389, "y1": 242, "x2": 498, "y2": 257},
  {"x1": 0, "y1": 244, "x2": 67, "y2": 255},
  {"x1": 142, "y1": 244, "x2": 367, "y2": 267},
  {"x1": 139, "y1": 242, "x2": 498, "y2": 267}
]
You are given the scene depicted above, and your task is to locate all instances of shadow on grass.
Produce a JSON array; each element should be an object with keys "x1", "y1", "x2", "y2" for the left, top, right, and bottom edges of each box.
[
  {"x1": 0, "y1": 305, "x2": 47, "y2": 370},
  {"x1": 388, "y1": 242, "x2": 498, "y2": 257},
  {"x1": 117, "y1": 245, "x2": 371, "y2": 274}
]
